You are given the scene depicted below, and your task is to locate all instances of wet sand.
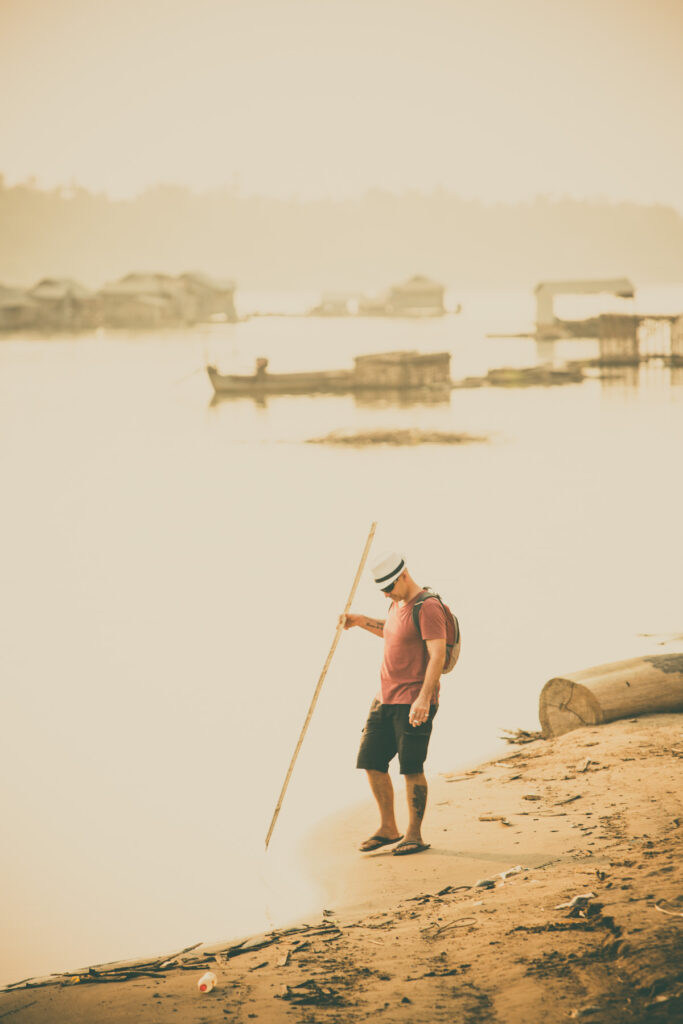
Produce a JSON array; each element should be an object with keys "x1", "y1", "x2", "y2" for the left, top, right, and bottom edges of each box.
[{"x1": 2, "y1": 713, "x2": 681, "y2": 1022}]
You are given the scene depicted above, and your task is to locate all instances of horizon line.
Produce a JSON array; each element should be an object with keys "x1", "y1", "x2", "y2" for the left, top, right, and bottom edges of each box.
[{"x1": 2, "y1": 174, "x2": 682, "y2": 215}]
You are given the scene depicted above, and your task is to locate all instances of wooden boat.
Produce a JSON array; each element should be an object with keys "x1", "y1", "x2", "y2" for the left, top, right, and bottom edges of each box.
[
  {"x1": 538, "y1": 653, "x2": 683, "y2": 738},
  {"x1": 207, "y1": 363, "x2": 352, "y2": 395},
  {"x1": 207, "y1": 351, "x2": 452, "y2": 398}
]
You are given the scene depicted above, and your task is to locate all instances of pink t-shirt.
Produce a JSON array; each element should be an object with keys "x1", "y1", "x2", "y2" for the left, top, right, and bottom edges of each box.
[{"x1": 380, "y1": 593, "x2": 447, "y2": 705}]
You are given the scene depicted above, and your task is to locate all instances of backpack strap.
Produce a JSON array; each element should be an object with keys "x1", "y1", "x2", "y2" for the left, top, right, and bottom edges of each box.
[
  {"x1": 411, "y1": 589, "x2": 438, "y2": 637},
  {"x1": 412, "y1": 589, "x2": 460, "y2": 645}
]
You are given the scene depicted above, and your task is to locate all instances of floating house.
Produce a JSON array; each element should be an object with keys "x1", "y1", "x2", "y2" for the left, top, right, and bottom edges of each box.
[
  {"x1": 386, "y1": 275, "x2": 446, "y2": 316},
  {"x1": 177, "y1": 272, "x2": 237, "y2": 323},
  {"x1": 99, "y1": 272, "x2": 237, "y2": 327},
  {"x1": 0, "y1": 285, "x2": 38, "y2": 330},
  {"x1": 0, "y1": 270, "x2": 238, "y2": 331},
  {"x1": 353, "y1": 350, "x2": 450, "y2": 388},
  {"x1": 99, "y1": 273, "x2": 182, "y2": 328},
  {"x1": 358, "y1": 275, "x2": 446, "y2": 317},
  {"x1": 30, "y1": 278, "x2": 96, "y2": 330}
]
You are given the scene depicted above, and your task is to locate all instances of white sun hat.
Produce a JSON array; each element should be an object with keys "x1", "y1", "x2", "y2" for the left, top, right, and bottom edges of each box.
[{"x1": 372, "y1": 551, "x2": 406, "y2": 589}]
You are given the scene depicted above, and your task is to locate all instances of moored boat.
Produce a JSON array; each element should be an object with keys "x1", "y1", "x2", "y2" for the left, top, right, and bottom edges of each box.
[{"x1": 206, "y1": 362, "x2": 353, "y2": 395}]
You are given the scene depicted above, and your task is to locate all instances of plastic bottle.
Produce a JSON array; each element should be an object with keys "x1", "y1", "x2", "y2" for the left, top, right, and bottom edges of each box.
[{"x1": 197, "y1": 970, "x2": 217, "y2": 993}]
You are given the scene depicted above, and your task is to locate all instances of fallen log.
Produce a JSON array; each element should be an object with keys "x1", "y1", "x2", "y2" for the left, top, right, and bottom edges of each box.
[{"x1": 539, "y1": 654, "x2": 683, "y2": 738}]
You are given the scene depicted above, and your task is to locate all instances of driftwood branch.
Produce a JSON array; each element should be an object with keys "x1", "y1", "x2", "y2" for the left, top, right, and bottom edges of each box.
[{"x1": 500, "y1": 728, "x2": 543, "y2": 745}]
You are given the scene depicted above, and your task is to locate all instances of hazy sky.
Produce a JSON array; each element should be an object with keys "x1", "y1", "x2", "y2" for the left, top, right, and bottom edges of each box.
[{"x1": 2, "y1": 0, "x2": 682, "y2": 208}]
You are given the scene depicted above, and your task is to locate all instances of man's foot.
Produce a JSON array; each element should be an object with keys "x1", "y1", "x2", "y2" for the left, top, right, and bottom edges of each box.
[
  {"x1": 359, "y1": 833, "x2": 403, "y2": 852},
  {"x1": 392, "y1": 840, "x2": 430, "y2": 856}
]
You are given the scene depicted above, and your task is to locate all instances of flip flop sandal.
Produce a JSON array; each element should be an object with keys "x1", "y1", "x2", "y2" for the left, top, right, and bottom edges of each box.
[
  {"x1": 392, "y1": 841, "x2": 431, "y2": 856},
  {"x1": 359, "y1": 834, "x2": 404, "y2": 852}
]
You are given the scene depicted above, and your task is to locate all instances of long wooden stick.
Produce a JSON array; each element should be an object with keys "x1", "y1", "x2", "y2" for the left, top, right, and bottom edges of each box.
[{"x1": 265, "y1": 521, "x2": 377, "y2": 849}]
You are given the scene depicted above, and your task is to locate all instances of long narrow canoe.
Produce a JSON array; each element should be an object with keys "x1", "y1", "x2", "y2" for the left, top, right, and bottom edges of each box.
[
  {"x1": 207, "y1": 364, "x2": 353, "y2": 395},
  {"x1": 539, "y1": 653, "x2": 683, "y2": 737}
]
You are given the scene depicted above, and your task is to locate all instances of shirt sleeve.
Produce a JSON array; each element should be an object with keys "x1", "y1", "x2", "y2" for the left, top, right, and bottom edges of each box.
[{"x1": 418, "y1": 598, "x2": 447, "y2": 641}]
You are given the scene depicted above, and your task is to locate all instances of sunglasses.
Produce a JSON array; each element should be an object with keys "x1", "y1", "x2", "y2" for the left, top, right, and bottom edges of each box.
[{"x1": 381, "y1": 579, "x2": 398, "y2": 594}]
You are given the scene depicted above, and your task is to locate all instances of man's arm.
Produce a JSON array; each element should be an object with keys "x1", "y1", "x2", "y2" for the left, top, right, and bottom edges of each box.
[
  {"x1": 409, "y1": 638, "x2": 446, "y2": 726},
  {"x1": 340, "y1": 613, "x2": 385, "y2": 638}
]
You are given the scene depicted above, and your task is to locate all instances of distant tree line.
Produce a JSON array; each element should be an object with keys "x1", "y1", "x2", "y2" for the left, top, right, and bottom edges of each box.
[{"x1": 1, "y1": 177, "x2": 682, "y2": 291}]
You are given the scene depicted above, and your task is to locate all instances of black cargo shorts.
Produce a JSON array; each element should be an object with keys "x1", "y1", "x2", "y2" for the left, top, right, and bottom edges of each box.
[{"x1": 356, "y1": 698, "x2": 438, "y2": 776}]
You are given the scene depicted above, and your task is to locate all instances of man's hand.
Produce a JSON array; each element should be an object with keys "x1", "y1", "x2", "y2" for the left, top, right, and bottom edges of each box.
[
  {"x1": 409, "y1": 693, "x2": 431, "y2": 727},
  {"x1": 340, "y1": 613, "x2": 363, "y2": 630}
]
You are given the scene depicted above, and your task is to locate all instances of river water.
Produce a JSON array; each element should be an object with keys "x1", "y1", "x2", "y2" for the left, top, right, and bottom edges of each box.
[{"x1": 1, "y1": 287, "x2": 682, "y2": 986}]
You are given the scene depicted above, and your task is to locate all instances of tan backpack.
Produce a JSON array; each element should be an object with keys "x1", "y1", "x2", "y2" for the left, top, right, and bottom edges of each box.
[{"x1": 412, "y1": 588, "x2": 461, "y2": 674}]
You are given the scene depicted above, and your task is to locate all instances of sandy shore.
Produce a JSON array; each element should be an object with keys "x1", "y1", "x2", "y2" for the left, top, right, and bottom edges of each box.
[{"x1": 2, "y1": 713, "x2": 682, "y2": 1023}]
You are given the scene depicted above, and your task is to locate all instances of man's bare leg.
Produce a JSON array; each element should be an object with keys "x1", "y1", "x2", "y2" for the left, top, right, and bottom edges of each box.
[
  {"x1": 403, "y1": 773, "x2": 428, "y2": 845},
  {"x1": 359, "y1": 769, "x2": 402, "y2": 849}
]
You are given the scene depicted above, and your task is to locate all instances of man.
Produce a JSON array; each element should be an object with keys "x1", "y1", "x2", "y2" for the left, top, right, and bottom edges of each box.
[{"x1": 342, "y1": 552, "x2": 447, "y2": 856}]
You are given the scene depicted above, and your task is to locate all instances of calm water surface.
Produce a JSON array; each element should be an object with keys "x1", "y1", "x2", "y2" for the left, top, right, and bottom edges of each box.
[{"x1": 1, "y1": 288, "x2": 682, "y2": 985}]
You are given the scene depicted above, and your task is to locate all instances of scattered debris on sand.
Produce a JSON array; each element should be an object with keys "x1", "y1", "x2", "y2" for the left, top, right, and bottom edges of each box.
[{"x1": 501, "y1": 727, "x2": 544, "y2": 744}]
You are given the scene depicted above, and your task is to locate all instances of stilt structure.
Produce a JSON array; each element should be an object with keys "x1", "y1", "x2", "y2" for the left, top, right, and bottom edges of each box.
[
  {"x1": 672, "y1": 315, "x2": 683, "y2": 366},
  {"x1": 598, "y1": 315, "x2": 639, "y2": 364},
  {"x1": 535, "y1": 278, "x2": 634, "y2": 331},
  {"x1": 598, "y1": 313, "x2": 681, "y2": 364}
]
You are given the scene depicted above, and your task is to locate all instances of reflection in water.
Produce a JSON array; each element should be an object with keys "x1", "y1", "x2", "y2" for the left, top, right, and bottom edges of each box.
[
  {"x1": 210, "y1": 390, "x2": 267, "y2": 409},
  {"x1": 209, "y1": 385, "x2": 452, "y2": 409},
  {"x1": 599, "y1": 360, "x2": 683, "y2": 399},
  {"x1": 353, "y1": 386, "x2": 452, "y2": 407}
]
